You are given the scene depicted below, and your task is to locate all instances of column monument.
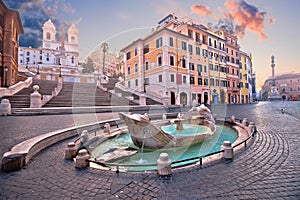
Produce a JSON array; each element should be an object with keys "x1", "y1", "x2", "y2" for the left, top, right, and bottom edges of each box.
[{"x1": 267, "y1": 56, "x2": 281, "y2": 100}]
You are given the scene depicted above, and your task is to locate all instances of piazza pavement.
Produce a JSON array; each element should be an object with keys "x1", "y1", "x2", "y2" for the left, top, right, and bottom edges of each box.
[{"x1": 0, "y1": 101, "x2": 300, "y2": 199}]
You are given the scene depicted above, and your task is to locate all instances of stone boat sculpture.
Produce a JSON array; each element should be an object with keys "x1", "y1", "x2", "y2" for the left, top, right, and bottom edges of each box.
[{"x1": 119, "y1": 104, "x2": 216, "y2": 150}]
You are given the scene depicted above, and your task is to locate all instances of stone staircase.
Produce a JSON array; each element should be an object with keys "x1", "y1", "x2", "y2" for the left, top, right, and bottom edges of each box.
[
  {"x1": 1, "y1": 79, "x2": 58, "y2": 108},
  {"x1": 43, "y1": 81, "x2": 138, "y2": 107}
]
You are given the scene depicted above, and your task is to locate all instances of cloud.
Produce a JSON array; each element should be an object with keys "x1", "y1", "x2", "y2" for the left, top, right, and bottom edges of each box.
[
  {"x1": 191, "y1": 5, "x2": 215, "y2": 17},
  {"x1": 223, "y1": 0, "x2": 268, "y2": 40},
  {"x1": 4, "y1": 0, "x2": 77, "y2": 48},
  {"x1": 150, "y1": 0, "x2": 188, "y2": 20},
  {"x1": 190, "y1": 0, "x2": 271, "y2": 41}
]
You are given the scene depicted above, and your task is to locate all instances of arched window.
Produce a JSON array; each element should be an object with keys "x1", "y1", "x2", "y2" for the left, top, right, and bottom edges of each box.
[
  {"x1": 71, "y1": 36, "x2": 76, "y2": 43},
  {"x1": 46, "y1": 32, "x2": 51, "y2": 40}
]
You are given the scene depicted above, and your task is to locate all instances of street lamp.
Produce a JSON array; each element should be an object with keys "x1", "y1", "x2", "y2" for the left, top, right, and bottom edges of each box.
[
  {"x1": 101, "y1": 42, "x2": 108, "y2": 75},
  {"x1": 59, "y1": 65, "x2": 62, "y2": 77}
]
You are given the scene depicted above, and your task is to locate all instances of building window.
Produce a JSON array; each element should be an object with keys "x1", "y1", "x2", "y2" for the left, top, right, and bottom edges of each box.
[
  {"x1": 246, "y1": 83, "x2": 249, "y2": 89},
  {"x1": 204, "y1": 78, "x2": 208, "y2": 85},
  {"x1": 232, "y1": 69, "x2": 234, "y2": 74},
  {"x1": 145, "y1": 61, "x2": 149, "y2": 70},
  {"x1": 239, "y1": 82, "x2": 244, "y2": 88},
  {"x1": 46, "y1": 32, "x2": 51, "y2": 40},
  {"x1": 209, "y1": 64, "x2": 213, "y2": 70},
  {"x1": 204, "y1": 65, "x2": 207, "y2": 73},
  {"x1": 195, "y1": 33, "x2": 200, "y2": 42},
  {"x1": 197, "y1": 64, "x2": 202, "y2": 73},
  {"x1": 169, "y1": 37, "x2": 173, "y2": 47},
  {"x1": 134, "y1": 63, "x2": 138, "y2": 73},
  {"x1": 159, "y1": 74, "x2": 162, "y2": 82},
  {"x1": 189, "y1": 62, "x2": 194, "y2": 70},
  {"x1": 298, "y1": 87, "x2": 300, "y2": 91},
  {"x1": 134, "y1": 48, "x2": 138, "y2": 56},
  {"x1": 144, "y1": 45, "x2": 149, "y2": 54},
  {"x1": 182, "y1": 57, "x2": 186, "y2": 68},
  {"x1": 183, "y1": 76, "x2": 186, "y2": 84},
  {"x1": 216, "y1": 79, "x2": 219, "y2": 86},
  {"x1": 128, "y1": 81, "x2": 131, "y2": 88},
  {"x1": 188, "y1": 29, "x2": 193, "y2": 38},
  {"x1": 196, "y1": 47, "x2": 200, "y2": 55},
  {"x1": 135, "y1": 79, "x2": 138, "y2": 86},
  {"x1": 190, "y1": 77, "x2": 195, "y2": 84},
  {"x1": 215, "y1": 65, "x2": 219, "y2": 72},
  {"x1": 26, "y1": 51, "x2": 30, "y2": 56},
  {"x1": 126, "y1": 51, "x2": 131, "y2": 60},
  {"x1": 181, "y1": 41, "x2": 187, "y2": 50},
  {"x1": 157, "y1": 56, "x2": 162, "y2": 66},
  {"x1": 171, "y1": 74, "x2": 175, "y2": 82},
  {"x1": 71, "y1": 56, "x2": 74, "y2": 64},
  {"x1": 156, "y1": 37, "x2": 163, "y2": 48},
  {"x1": 127, "y1": 66, "x2": 131, "y2": 75},
  {"x1": 188, "y1": 44, "x2": 193, "y2": 54},
  {"x1": 198, "y1": 78, "x2": 202, "y2": 85},
  {"x1": 290, "y1": 87, "x2": 293, "y2": 91},
  {"x1": 290, "y1": 80, "x2": 293, "y2": 83},
  {"x1": 209, "y1": 38, "x2": 212, "y2": 46},
  {"x1": 170, "y1": 55, "x2": 174, "y2": 66}
]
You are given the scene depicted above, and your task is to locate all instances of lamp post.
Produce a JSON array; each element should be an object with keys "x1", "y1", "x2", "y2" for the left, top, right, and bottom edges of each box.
[
  {"x1": 101, "y1": 42, "x2": 108, "y2": 75},
  {"x1": 59, "y1": 65, "x2": 62, "y2": 77},
  {"x1": 4, "y1": 66, "x2": 8, "y2": 87}
]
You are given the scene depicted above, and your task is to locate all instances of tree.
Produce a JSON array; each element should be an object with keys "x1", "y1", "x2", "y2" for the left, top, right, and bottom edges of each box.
[{"x1": 82, "y1": 57, "x2": 95, "y2": 74}]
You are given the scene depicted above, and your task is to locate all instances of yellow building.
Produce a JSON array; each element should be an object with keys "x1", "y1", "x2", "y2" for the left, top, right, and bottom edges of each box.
[{"x1": 240, "y1": 51, "x2": 253, "y2": 103}]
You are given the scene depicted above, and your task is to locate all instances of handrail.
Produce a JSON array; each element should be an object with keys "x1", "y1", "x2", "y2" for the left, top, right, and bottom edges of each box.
[{"x1": 86, "y1": 117, "x2": 256, "y2": 172}]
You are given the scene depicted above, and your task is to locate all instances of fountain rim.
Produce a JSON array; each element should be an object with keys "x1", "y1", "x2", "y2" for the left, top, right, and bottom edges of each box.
[{"x1": 87, "y1": 116, "x2": 254, "y2": 172}]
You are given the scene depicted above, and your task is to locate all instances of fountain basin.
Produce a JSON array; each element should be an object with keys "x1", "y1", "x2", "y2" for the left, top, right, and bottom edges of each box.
[{"x1": 91, "y1": 125, "x2": 238, "y2": 171}]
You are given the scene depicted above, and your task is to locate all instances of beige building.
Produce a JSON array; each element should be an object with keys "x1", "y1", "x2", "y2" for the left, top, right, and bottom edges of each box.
[{"x1": 261, "y1": 73, "x2": 300, "y2": 101}]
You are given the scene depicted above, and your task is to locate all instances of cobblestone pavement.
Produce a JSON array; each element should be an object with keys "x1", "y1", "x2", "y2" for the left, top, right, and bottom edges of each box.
[{"x1": 1, "y1": 102, "x2": 300, "y2": 199}]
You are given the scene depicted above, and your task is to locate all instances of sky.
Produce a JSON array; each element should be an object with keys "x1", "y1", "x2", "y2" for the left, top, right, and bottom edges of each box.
[{"x1": 4, "y1": 0, "x2": 300, "y2": 90}]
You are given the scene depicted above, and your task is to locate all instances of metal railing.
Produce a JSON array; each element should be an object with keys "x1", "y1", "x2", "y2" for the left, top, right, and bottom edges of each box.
[{"x1": 86, "y1": 117, "x2": 256, "y2": 173}]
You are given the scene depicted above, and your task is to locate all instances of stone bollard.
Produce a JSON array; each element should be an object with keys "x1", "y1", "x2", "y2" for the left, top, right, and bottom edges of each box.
[
  {"x1": 65, "y1": 142, "x2": 77, "y2": 159},
  {"x1": 30, "y1": 85, "x2": 42, "y2": 108},
  {"x1": 80, "y1": 130, "x2": 89, "y2": 144},
  {"x1": 104, "y1": 123, "x2": 111, "y2": 134},
  {"x1": 75, "y1": 149, "x2": 90, "y2": 168},
  {"x1": 1, "y1": 99, "x2": 11, "y2": 116},
  {"x1": 249, "y1": 122, "x2": 257, "y2": 133},
  {"x1": 242, "y1": 118, "x2": 249, "y2": 126},
  {"x1": 222, "y1": 141, "x2": 234, "y2": 160},
  {"x1": 157, "y1": 153, "x2": 172, "y2": 176}
]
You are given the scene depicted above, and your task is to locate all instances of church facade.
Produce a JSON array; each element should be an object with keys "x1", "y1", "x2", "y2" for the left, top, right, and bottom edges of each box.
[{"x1": 18, "y1": 19, "x2": 79, "y2": 81}]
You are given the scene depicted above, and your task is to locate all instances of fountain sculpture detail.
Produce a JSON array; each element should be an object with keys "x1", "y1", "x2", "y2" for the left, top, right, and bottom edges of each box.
[{"x1": 119, "y1": 104, "x2": 216, "y2": 150}]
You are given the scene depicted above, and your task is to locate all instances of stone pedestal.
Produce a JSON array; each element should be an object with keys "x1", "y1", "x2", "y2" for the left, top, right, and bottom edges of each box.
[
  {"x1": 80, "y1": 130, "x2": 89, "y2": 144},
  {"x1": 30, "y1": 85, "x2": 42, "y2": 108},
  {"x1": 65, "y1": 142, "x2": 77, "y2": 159},
  {"x1": 104, "y1": 123, "x2": 111, "y2": 134},
  {"x1": 157, "y1": 153, "x2": 172, "y2": 176},
  {"x1": 139, "y1": 94, "x2": 146, "y2": 106},
  {"x1": 222, "y1": 141, "x2": 233, "y2": 159},
  {"x1": 75, "y1": 149, "x2": 90, "y2": 168},
  {"x1": 1, "y1": 99, "x2": 11, "y2": 116}
]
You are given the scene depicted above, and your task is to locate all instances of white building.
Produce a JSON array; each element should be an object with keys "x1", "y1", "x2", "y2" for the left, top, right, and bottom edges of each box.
[{"x1": 18, "y1": 19, "x2": 80, "y2": 81}]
